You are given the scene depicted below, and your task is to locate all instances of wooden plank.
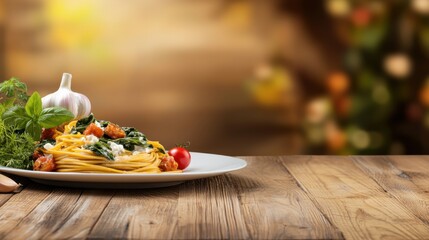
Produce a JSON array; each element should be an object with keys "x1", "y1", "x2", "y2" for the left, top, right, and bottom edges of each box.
[
  {"x1": 0, "y1": 193, "x2": 13, "y2": 207},
  {"x1": 2, "y1": 187, "x2": 84, "y2": 240},
  {"x1": 2, "y1": 187, "x2": 114, "y2": 239},
  {"x1": 87, "y1": 188, "x2": 179, "y2": 239},
  {"x1": 388, "y1": 155, "x2": 429, "y2": 188},
  {"x1": 0, "y1": 183, "x2": 53, "y2": 238},
  {"x1": 352, "y1": 156, "x2": 429, "y2": 225},
  {"x1": 217, "y1": 156, "x2": 343, "y2": 239},
  {"x1": 45, "y1": 189, "x2": 114, "y2": 239},
  {"x1": 175, "y1": 176, "x2": 250, "y2": 239},
  {"x1": 282, "y1": 155, "x2": 429, "y2": 240}
]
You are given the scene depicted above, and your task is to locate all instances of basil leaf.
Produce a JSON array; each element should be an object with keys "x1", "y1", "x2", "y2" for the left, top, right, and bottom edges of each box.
[
  {"x1": 2, "y1": 105, "x2": 30, "y2": 129},
  {"x1": 39, "y1": 107, "x2": 74, "y2": 128},
  {"x1": 25, "y1": 119, "x2": 42, "y2": 141},
  {"x1": 25, "y1": 92, "x2": 42, "y2": 118}
]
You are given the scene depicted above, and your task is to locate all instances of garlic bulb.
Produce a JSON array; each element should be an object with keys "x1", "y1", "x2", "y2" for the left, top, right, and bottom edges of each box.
[
  {"x1": 42, "y1": 73, "x2": 91, "y2": 119},
  {"x1": 0, "y1": 174, "x2": 21, "y2": 193}
]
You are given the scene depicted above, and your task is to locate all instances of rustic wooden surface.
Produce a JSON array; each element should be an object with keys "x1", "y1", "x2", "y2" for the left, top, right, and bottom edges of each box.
[{"x1": 2, "y1": 155, "x2": 429, "y2": 239}]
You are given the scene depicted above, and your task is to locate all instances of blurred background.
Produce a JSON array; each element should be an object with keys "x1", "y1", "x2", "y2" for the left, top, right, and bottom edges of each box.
[{"x1": 2, "y1": 0, "x2": 429, "y2": 155}]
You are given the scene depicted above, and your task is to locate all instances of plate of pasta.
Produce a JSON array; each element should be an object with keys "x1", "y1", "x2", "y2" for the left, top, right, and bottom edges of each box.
[
  {"x1": 0, "y1": 152, "x2": 247, "y2": 188},
  {"x1": 0, "y1": 114, "x2": 247, "y2": 188},
  {"x1": 0, "y1": 75, "x2": 247, "y2": 188}
]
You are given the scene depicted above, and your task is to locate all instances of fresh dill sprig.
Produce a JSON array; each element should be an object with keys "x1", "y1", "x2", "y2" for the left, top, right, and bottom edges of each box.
[
  {"x1": 0, "y1": 120, "x2": 34, "y2": 169},
  {"x1": 0, "y1": 77, "x2": 34, "y2": 169}
]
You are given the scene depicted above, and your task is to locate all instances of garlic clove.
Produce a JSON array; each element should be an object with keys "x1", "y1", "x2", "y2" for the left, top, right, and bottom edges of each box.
[{"x1": 0, "y1": 174, "x2": 21, "y2": 193}]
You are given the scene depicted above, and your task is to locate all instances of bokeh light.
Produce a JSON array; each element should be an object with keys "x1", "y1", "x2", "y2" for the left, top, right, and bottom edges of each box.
[{"x1": 2, "y1": 0, "x2": 429, "y2": 155}]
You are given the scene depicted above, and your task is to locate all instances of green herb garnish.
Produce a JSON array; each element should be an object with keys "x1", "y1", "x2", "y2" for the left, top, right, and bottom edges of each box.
[
  {"x1": 0, "y1": 77, "x2": 29, "y2": 108},
  {"x1": 84, "y1": 140, "x2": 115, "y2": 160},
  {"x1": 0, "y1": 118, "x2": 34, "y2": 169},
  {"x1": 112, "y1": 137, "x2": 151, "y2": 151},
  {"x1": 2, "y1": 92, "x2": 74, "y2": 140},
  {"x1": 72, "y1": 113, "x2": 96, "y2": 133}
]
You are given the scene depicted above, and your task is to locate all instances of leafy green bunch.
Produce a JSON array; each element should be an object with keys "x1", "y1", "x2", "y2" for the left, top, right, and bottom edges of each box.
[
  {"x1": 2, "y1": 92, "x2": 74, "y2": 140},
  {"x1": 0, "y1": 77, "x2": 74, "y2": 169}
]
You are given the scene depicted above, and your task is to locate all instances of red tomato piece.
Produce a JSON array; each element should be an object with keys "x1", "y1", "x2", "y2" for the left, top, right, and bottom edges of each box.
[
  {"x1": 159, "y1": 156, "x2": 179, "y2": 172},
  {"x1": 83, "y1": 123, "x2": 104, "y2": 138},
  {"x1": 41, "y1": 128, "x2": 56, "y2": 140},
  {"x1": 104, "y1": 123, "x2": 125, "y2": 139},
  {"x1": 32, "y1": 150, "x2": 44, "y2": 160},
  {"x1": 33, "y1": 155, "x2": 56, "y2": 172},
  {"x1": 168, "y1": 147, "x2": 191, "y2": 170}
]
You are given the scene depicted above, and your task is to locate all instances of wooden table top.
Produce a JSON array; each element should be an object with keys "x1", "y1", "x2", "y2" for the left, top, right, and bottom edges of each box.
[{"x1": 1, "y1": 155, "x2": 429, "y2": 239}]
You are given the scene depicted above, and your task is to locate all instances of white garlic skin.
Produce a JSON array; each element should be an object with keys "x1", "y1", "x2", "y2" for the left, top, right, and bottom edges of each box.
[{"x1": 42, "y1": 73, "x2": 91, "y2": 119}]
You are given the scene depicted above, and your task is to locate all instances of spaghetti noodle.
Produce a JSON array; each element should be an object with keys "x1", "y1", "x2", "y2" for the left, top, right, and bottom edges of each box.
[{"x1": 35, "y1": 116, "x2": 180, "y2": 174}]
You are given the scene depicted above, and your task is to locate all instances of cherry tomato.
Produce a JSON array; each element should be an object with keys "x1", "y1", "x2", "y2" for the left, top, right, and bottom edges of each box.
[{"x1": 168, "y1": 147, "x2": 191, "y2": 170}]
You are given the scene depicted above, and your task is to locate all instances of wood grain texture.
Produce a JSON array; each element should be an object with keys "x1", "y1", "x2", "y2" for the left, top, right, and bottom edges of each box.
[
  {"x1": 0, "y1": 183, "x2": 52, "y2": 239},
  {"x1": 2, "y1": 156, "x2": 429, "y2": 239},
  {"x1": 352, "y1": 156, "x2": 429, "y2": 225},
  {"x1": 46, "y1": 190, "x2": 115, "y2": 239},
  {"x1": 175, "y1": 176, "x2": 249, "y2": 239},
  {"x1": 3, "y1": 187, "x2": 83, "y2": 240},
  {"x1": 0, "y1": 193, "x2": 13, "y2": 207},
  {"x1": 227, "y1": 156, "x2": 343, "y2": 239},
  {"x1": 388, "y1": 156, "x2": 429, "y2": 189},
  {"x1": 88, "y1": 188, "x2": 179, "y2": 239},
  {"x1": 282, "y1": 155, "x2": 429, "y2": 240}
]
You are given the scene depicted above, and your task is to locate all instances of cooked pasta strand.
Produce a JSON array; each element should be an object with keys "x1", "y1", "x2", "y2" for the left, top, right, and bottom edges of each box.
[{"x1": 41, "y1": 121, "x2": 181, "y2": 174}]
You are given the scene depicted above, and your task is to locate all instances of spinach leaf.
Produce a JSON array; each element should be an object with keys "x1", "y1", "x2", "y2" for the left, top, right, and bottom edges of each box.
[
  {"x1": 73, "y1": 113, "x2": 95, "y2": 133},
  {"x1": 123, "y1": 127, "x2": 147, "y2": 139},
  {"x1": 157, "y1": 147, "x2": 166, "y2": 154},
  {"x1": 112, "y1": 137, "x2": 151, "y2": 151},
  {"x1": 107, "y1": 127, "x2": 149, "y2": 151},
  {"x1": 35, "y1": 139, "x2": 56, "y2": 149},
  {"x1": 84, "y1": 141, "x2": 114, "y2": 160}
]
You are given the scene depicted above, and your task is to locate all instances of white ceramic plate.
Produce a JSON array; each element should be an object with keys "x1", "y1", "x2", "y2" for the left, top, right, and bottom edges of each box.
[{"x1": 0, "y1": 152, "x2": 247, "y2": 189}]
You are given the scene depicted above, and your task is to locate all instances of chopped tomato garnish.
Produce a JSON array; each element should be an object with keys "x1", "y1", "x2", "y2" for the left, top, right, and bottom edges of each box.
[
  {"x1": 41, "y1": 128, "x2": 57, "y2": 140},
  {"x1": 159, "y1": 156, "x2": 178, "y2": 172},
  {"x1": 33, "y1": 155, "x2": 56, "y2": 172},
  {"x1": 83, "y1": 123, "x2": 104, "y2": 138},
  {"x1": 32, "y1": 150, "x2": 44, "y2": 160},
  {"x1": 104, "y1": 123, "x2": 125, "y2": 139}
]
